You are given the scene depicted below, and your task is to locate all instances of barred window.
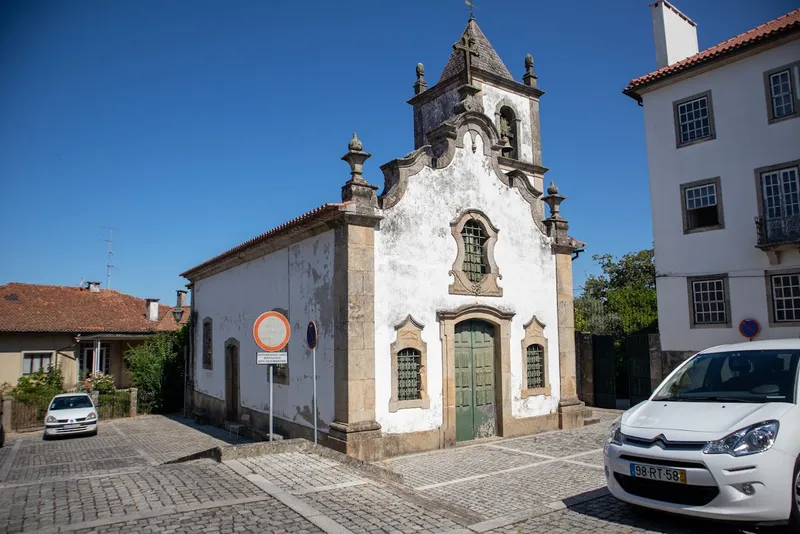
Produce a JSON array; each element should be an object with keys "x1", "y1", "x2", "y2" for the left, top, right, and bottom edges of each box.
[
  {"x1": 769, "y1": 70, "x2": 794, "y2": 119},
  {"x1": 202, "y1": 318, "x2": 213, "y2": 369},
  {"x1": 771, "y1": 274, "x2": 800, "y2": 323},
  {"x1": 397, "y1": 348, "x2": 421, "y2": 402},
  {"x1": 461, "y1": 220, "x2": 487, "y2": 283},
  {"x1": 677, "y1": 96, "x2": 711, "y2": 144},
  {"x1": 526, "y1": 344, "x2": 545, "y2": 389},
  {"x1": 691, "y1": 279, "x2": 727, "y2": 325}
]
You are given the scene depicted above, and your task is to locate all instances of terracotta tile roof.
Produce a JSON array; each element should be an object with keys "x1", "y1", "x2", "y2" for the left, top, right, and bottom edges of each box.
[
  {"x1": 439, "y1": 18, "x2": 514, "y2": 83},
  {"x1": 180, "y1": 202, "x2": 350, "y2": 280},
  {"x1": 624, "y1": 7, "x2": 800, "y2": 98},
  {"x1": 0, "y1": 283, "x2": 188, "y2": 334}
]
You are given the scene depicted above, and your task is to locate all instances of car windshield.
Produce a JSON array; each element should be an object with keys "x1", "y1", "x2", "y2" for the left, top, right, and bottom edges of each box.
[
  {"x1": 49, "y1": 395, "x2": 93, "y2": 410},
  {"x1": 652, "y1": 349, "x2": 799, "y2": 403}
]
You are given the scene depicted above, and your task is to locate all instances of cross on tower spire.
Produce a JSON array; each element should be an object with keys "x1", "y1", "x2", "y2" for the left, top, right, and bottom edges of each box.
[{"x1": 453, "y1": 26, "x2": 480, "y2": 86}]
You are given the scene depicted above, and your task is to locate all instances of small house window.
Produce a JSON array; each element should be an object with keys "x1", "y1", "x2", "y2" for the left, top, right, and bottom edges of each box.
[
  {"x1": 690, "y1": 278, "x2": 728, "y2": 325},
  {"x1": 526, "y1": 344, "x2": 545, "y2": 390},
  {"x1": 397, "y1": 348, "x2": 421, "y2": 401},
  {"x1": 676, "y1": 95, "x2": 711, "y2": 144},
  {"x1": 461, "y1": 220, "x2": 487, "y2": 283},
  {"x1": 202, "y1": 318, "x2": 213, "y2": 370},
  {"x1": 770, "y1": 273, "x2": 800, "y2": 323},
  {"x1": 23, "y1": 353, "x2": 51, "y2": 375},
  {"x1": 684, "y1": 182, "x2": 719, "y2": 230},
  {"x1": 769, "y1": 69, "x2": 794, "y2": 119},
  {"x1": 498, "y1": 106, "x2": 518, "y2": 159}
]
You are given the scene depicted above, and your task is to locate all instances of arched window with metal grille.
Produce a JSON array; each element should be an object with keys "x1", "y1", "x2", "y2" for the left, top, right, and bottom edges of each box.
[
  {"x1": 461, "y1": 220, "x2": 487, "y2": 283},
  {"x1": 526, "y1": 344, "x2": 545, "y2": 390},
  {"x1": 397, "y1": 347, "x2": 422, "y2": 401}
]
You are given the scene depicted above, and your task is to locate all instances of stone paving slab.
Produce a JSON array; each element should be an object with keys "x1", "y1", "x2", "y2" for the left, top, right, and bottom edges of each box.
[
  {"x1": 69, "y1": 499, "x2": 324, "y2": 534},
  {"x1": 382, "y1": 444, "x2": 545, "y2": 488},
  {"x1": 496, "y1": 425, "x2": 610, "y2": 458},
  {"x1": 419, "y1": 460, "x2": 606, "y2": 520},
  {"x1": 3, "y1": 455, "x2": 146, "y2": 484},
  {"x1": 487, "y1": 494, "x2": 750, "y2": 534},
  {"x1": 297, "y1": 483, "x2": 464, "y2": 534},
  {"x1": 0, "y1": 459, "x2": 261, "y2": 533},
  {"x1": 238, "y1": 452, "x2": 365, "y2": 492}
]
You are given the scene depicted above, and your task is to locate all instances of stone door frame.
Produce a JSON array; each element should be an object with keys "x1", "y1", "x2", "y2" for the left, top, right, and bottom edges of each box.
[
  {"x1": 224, "y1": 338, "x2": 240, "y2": 422},
  {"x1": 437, "y1": 304, "x2": 514, "y2": 447}
]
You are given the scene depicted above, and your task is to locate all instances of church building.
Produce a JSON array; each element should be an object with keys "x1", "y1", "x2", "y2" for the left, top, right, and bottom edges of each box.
[{"x1": 180, "y1": 16, "x2": 587, "y2": 461}]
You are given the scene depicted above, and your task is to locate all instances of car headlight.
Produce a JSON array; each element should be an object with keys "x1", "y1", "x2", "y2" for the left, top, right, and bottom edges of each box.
[
  {"x1": 46, "y1": 415, "x2": 57, "y2": 424},
  {"x1": 607, "y1": 420, "x2": 623, "y2": 445},
  {"x1": 703, "y1": 420, "x2": 779, "y2": 457},
  {"x1": 86, "y1": 412, "x2": 96, "y2": 420}
]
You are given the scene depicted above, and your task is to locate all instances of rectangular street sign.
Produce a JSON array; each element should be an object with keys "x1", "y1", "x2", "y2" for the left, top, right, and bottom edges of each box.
[{"x1": 257, "y1": 352, "x2": 288, "y2": 365}]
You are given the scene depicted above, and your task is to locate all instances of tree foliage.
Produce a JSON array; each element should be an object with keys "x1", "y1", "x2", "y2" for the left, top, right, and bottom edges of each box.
[
  {"x1": 124, "y1": 326, "x2": 186, "y2": 414},
  {"x1": 575, "y1": 249, "x2": 657, "y2": 338}
]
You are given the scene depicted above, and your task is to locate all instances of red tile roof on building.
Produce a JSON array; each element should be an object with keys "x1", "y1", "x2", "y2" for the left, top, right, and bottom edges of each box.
[
  {"x1": 624, "y1": 7, "x2": 800, "y2": 99},
  {"x1": 0, "y1": 283, "x2": 189, "y2": 334},
  {"x1": 180, "y1": 202, "x2": 350, "y2": 280}
]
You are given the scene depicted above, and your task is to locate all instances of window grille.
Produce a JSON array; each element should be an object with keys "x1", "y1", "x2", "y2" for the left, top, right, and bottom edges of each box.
[
  {"x1": 526, "y1": 344, "x2": 545, "y2": 389},
  {"x1": 397, "y1": 348, "x2": 421, "y2": 401},
  {"x1": 461, "y1": 220, "x2": 487, "y2": 283}
]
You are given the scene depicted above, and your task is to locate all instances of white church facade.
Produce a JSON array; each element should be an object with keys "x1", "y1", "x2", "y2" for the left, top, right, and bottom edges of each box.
[{"x1": 181, "y1": 17, "x2": 587, "y2": 460}]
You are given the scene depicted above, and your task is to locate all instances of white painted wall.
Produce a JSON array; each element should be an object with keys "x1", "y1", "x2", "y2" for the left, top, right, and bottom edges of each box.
[
  {"x1": 192, "y1": 231, "x2": 336, "y2": 431},
  {"x1": 374, "y1": 131, "x2": 560, "y2": 435},
  {"x1": 652, "y1": 1, "x2": 698, "y2": 69},
  {"x1": 481, "y1": 82, "x2": 534, "y2": 164},
  {"x1": 642, "y1": 39, "x2": 800, "y2": 352}
]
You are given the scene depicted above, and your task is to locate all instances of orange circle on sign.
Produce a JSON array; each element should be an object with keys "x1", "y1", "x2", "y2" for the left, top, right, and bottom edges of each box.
[{"x1": 253, "y1": 311, "x2": 291, "y2": 351}]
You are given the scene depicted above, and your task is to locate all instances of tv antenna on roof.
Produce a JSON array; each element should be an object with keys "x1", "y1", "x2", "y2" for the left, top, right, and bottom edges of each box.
[{"x1": 102, "y1": 227, "x2": 118, "y2": 289}]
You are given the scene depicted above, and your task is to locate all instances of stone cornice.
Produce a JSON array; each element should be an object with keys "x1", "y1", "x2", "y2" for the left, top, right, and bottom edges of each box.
[
  {"x1": 408, "y1": 68, "x2": 545, "y2": 107},
  {"x1": 497, "y1": 157, "x2": 549, "y2": 176},
  {"x1": 437, "y1": 303, "x2": 516, "y2": 321}
]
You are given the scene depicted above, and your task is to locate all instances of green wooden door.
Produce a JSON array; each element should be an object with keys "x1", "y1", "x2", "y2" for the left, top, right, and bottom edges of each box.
[{"x1": 454, "y1": 320, "x2": 497, "y2": 442}]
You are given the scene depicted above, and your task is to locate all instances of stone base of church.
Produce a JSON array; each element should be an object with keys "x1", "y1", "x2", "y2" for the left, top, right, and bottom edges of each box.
[
  {"x1": 192, "y1": 390, "x2": 226, "y2": 425},
  {"x1": 327, "y1": 420, "x2": 384, "y2": 462},
  {"x1": 499, "y1": 412, "x2": 561, "y2": 438},
  {"x1": 382, "y1": 428, "x2": 442, "y2": 457},
  {"x1": 557, "y1": 397, "x2": 586, "y2": 430}
]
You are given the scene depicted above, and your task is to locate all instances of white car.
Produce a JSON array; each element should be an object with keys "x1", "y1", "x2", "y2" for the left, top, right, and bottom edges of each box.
[
  {"x1": 44, "y1": 393, "x2": 98, "y2": 439},
  {"x1": 604, "y1": 339, "x2": 799, "y2": 531}
]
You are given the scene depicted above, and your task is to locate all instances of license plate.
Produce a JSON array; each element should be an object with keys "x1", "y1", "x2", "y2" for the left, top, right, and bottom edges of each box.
[
  {"x1": 630, "y1": 463, "x2": 686, "y2": 484},
  {"x1": 63, "y1": 424, "x2": 80, "y2": 429}
]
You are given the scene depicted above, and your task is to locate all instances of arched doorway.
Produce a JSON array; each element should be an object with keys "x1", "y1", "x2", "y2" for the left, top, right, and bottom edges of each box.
[
  {"x1": 454, "y1": 319, "x2": 497, "y2": 441},
  {"x1": 225, "y1": 340, "x2": 240, "y2": 422}
]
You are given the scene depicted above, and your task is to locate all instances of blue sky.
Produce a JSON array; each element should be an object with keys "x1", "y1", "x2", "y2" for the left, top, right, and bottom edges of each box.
[{"x1": 1, "y1": 0, "x2": 797, "y2": 304}]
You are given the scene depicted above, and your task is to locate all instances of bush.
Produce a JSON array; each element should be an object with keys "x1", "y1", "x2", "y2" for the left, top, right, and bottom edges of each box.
[
  {"x1": 12, "y1": 366, "x2": 64, "y2": 403},
  {"x1": 124, "y1": 328, "x2": 185, "y2": 414},
  {"x1": 80, "y1": 372, "x2": 116, "y2": 394}
]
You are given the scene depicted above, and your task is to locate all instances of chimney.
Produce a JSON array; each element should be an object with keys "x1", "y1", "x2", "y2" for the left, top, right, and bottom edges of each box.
[
  {"x1": 86, "y1": 281, "x2": 101, "y2": 293},
  {"x1": 176, "y1": 289, "x2": 187, "y2": 308},
  {"x1": 145, "y1": 298, "x2": 160, "y2": 321},
  {"x1": 651, "y1": 0, "x2": 699, "y2": 69}
]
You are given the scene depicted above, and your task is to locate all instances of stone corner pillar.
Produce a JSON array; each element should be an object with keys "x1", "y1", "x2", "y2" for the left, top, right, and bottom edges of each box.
[
  {"x1": 543, "y1": 207, "x2": 585, "y2": 430},
  {"x1": 1, "y1": 396, "x2": 13, "y2": 432},
  {"x1": 329, "y1": 206, "x2": 385, "y2": 462}
]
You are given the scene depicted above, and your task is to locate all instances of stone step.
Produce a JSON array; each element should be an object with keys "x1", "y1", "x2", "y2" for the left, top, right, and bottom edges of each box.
[{"x1": 582, "y1": 417, "x2": 601, "y2": 426}]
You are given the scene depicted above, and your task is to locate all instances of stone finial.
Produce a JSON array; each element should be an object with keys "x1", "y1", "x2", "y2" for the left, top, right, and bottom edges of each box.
[
  {"x1": 542, "y1": 181, "x2": 565, "y2": 220},
  {"x1": 348, "y1": 132, "x2": 363, "y2": 152},
  {"x1": 341, "y1": 132, "x2": 378, "y2": 207},
  {"x1": 414, "y1": 62, "x2": 427, "y2": 95},
  {"x1": 523, "y1": 53, "x2": 538, "y2": 89}
]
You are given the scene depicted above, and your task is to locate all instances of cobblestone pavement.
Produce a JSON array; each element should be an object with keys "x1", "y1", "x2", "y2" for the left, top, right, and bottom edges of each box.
[{"x1": 0, "y1": 411, "x2": 787, "y2": 533}]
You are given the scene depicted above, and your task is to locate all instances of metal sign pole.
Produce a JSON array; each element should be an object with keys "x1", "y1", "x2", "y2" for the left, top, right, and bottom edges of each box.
[
  {"x1": 312, "y1": 346, "x2": 317, "y2": 444},
  {"x1": 269, "y1": 365, "x2": 273, "y2": 442}
]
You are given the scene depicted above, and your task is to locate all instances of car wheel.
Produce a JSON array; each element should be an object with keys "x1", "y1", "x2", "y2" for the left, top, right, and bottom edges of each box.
[
  {"x1": 42, "y1": 433, "x2": 49, "y2": 441},
  {"x1": 790, "y1": 455, "x2": 800, "y2": 533}
]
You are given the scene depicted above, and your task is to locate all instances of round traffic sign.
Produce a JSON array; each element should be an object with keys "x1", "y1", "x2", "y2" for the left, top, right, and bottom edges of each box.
[
  {"x1": 306, "y1": 321, "x2": 318, "y2": 349},
  {"x1": 738, "y1": 318, "x2": 760, "y2": 339},
  {"x1": 253, "y1": 311, "x2": 291, "y2": 351}
]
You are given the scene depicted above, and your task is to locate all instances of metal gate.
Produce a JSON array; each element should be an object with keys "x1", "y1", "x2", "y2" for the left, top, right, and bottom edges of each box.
[
  {"x1": 626, "y1": 334, "x2": 652, "y2": 405},
  {"x1": 592, "y1": 335, "x2": 616, "y2": 409}
]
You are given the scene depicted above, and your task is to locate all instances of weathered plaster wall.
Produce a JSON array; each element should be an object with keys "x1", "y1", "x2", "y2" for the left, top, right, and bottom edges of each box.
[
  {"x1": 480, "y1": 82, "x2": 534, "y2": 164},
  {"x1": 642, "y1": 40, "x2": 800, "y2": 352},
  {"x1": 192, "y1": 231, "x2": 336, "y2": 432},
  {"x1": 374, "y1": 131, "x2": 560, "y2": 435},
  {"x1": 418, "y1": 88, "x2": 460, "y2": 146}
]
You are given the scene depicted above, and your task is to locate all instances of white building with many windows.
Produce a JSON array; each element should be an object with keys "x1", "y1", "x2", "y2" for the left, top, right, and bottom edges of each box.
[{"x1": 624, "y1": 2, "x2": 800, "y2": 367}]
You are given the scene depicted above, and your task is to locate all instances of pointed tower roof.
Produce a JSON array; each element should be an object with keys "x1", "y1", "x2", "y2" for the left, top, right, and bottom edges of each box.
[{"x1": 439, "y1": 17, "x2": 514, "y2": 83}]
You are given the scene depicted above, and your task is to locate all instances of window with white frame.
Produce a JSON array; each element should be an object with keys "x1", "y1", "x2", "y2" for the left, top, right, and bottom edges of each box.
[
  {"x1": 23, "y1": 352, "x2": 52, "y2": 375},
  {"x1": 690, "y1": 278, "x2": 727, "y2": 325},
  {"x1": 683, "y1": 181, "x2": 720, "y2": 230},
  {"x1": 769, "y1": 69, "x2": 795, "y2": 119},
  {"x1": 676, "y1": 94, "x2": 712, "y2": 145},
  {"x1": 770, "y1": 273, "x2": 800, "y2": 323},
  {"x1": 762, "y1": 166, "x2": 800, "y2": 220}
]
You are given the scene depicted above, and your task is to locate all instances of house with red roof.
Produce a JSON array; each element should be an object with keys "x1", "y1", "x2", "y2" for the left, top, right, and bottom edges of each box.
[
  {"x1": 623, "y1": 2, "x2": 800, "y2": 373},
  {"x1": 0, "y1": 281, "x2": 190, "y2": 389}
]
